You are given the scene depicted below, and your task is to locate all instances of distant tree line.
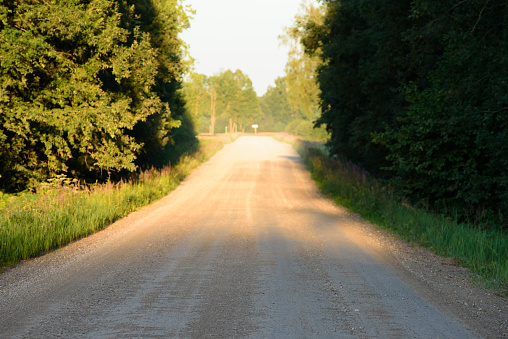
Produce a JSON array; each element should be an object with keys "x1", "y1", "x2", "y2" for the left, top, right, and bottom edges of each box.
[
  {"x1": 296, "y1": 0, "x2": 508, "y2": 226},
  {"x1": 182, "y1": 69, "x2": 328, "y2": 141},
  {"x1": 0, "y1": 0, "x2": 196, "y2": 192}
]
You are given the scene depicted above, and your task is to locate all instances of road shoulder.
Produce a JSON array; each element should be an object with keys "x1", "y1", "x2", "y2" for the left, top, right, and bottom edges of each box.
[{"x1": 341, "y1": 208, "x2": 507, "y2": 338}]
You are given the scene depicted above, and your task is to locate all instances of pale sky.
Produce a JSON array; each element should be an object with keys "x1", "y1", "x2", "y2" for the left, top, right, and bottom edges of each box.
[{"x1": 180, "y1": 0, "x2": 318, "y2": 96}]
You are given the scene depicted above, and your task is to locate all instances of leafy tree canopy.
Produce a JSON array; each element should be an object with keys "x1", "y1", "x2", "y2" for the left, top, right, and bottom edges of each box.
[
  {"x1": 300, "y1": 0, "x2": 508, "y2": 225},
  {"x1": 279, "y1": 1, "x2": 323, "y2": 121},
  {"x1": 0, "y1": 0, "x2": 194, "y2": 190}
]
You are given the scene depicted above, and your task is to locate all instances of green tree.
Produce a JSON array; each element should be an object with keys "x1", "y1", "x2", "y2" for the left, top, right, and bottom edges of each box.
[
  {"x1": 205, "y1": 69, "x2": 260, "y2": 133},
  {"x1": 259, "y1": 77, "x2": 293, "y2": 131},
  {"x1": 378, "y1": 0, "x2": 508, "y2": 221},
  {"x1": 311, "y1": 0, "x2": 413, "y2": 173},
  {"x1": 216, "y1": 69, "x2": 260, "y2": 132},
  {"x1": 306, "y1": 0, "x2": 507, "y2": 225},
  {"x1": 182, "y1": 72, "x2": 207, "y2": 131},
  {"x1": 280, "y1": 1, "x2": 323, "y2": 121},
  {"x1": 0, "y1": 0, "x2": 193, "y2": 190}
]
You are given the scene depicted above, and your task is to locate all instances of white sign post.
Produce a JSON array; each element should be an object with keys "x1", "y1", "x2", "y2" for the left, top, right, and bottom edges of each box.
[{"x1": 252, "y1": 124, "x2": 258, "y2": 134}]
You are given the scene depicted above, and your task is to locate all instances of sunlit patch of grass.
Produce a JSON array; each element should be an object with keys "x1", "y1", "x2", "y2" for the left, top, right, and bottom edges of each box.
[
  {"x1": 275, "y1": 134, "x2": 508, "y2": 291},
  {"x1": 0, "y1": 136, "x2": 233, "y2": 269}
]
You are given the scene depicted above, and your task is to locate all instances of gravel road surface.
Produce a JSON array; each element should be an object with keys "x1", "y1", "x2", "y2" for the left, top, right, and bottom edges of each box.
[{"x1": 0, "y1": 137, "x2": 502, "y2": 338}]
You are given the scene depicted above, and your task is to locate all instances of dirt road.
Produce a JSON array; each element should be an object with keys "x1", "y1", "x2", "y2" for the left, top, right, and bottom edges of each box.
[{"x1": 0, "y1": 137, "x2": 497, "y2": 337}]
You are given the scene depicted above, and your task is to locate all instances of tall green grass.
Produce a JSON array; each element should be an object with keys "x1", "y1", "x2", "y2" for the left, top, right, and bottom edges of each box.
[
  {"x1": 276, "y1": 134, "x2": 508, "y2": 290},
  {"x1": 0, "y1": 136, "x2": 234, "y2": 268}
]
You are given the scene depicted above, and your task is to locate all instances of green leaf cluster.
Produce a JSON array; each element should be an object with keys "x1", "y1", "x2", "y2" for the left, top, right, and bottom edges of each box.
[
  {"x1": 0, "y1": 0, "x2": 194, "y2": 191},
  {"x1": 303, "y1": 0, "x2": 508, "y2": 226},
  {"x1": 311, "y1": 0, "x2": 413, "y2": 172},
  {"x1": 380, "y1": 0, "x2": 508, "y2": 222}
]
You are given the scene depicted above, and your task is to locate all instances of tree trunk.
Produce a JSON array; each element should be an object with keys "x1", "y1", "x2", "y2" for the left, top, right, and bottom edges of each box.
[{"x1": 210, "y1": 87, "x2": 217, "y2": 136}]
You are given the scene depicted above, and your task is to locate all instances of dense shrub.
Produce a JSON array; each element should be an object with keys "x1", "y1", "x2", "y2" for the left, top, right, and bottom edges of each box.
[{"x1": 304, "y1": 0, "x2": 508, "y2": 227}]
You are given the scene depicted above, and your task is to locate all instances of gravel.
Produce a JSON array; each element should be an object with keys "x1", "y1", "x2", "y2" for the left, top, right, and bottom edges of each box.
[{"x1": 0, "y1": 136, "x2": 505, "y2": 338}]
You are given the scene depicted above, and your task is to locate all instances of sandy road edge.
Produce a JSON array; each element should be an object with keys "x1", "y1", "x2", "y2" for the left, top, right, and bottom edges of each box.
[
  {"x1": 329, "y1": 206, "x2": 507, "y2": 338},
  {"x1": 278, "y1": 136, "x2": 507, "y2": 338}
]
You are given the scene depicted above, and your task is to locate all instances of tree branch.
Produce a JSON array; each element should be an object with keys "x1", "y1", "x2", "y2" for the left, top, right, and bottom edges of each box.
[{"x1": 470, "y1": 0, "x2": 490, "y2": 35}]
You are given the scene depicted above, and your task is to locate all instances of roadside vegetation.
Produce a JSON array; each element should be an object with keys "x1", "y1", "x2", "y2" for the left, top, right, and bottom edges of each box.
[
  {"x1": 275, "y1": 0, "x2": 507, "y2": 289},
  {"x1": 0, "y1": 135, "x2": 235, "y2": 269},
  {"x1": 276, "y1": 134, "x2": 507, "y2": 291},
  {"x1": 291, "y1": 0, "x2": 508, "y2": 229}
]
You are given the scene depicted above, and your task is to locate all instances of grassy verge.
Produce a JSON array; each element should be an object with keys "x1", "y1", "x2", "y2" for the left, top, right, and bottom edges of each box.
[
  {"x1": 0, "y1": 135, "x2": 237, "y2": 269},
  {"x1": 275, "y1": 134, "x2": 508, "y2": 291}
]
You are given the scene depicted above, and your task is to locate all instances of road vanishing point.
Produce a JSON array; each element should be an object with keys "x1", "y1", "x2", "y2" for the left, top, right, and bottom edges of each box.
[{"x1": 0, "y1": 137, "x2": 481, "y2": 338}]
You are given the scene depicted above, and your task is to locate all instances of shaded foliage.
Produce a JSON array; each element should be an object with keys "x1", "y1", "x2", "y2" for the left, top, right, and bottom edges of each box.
[
  {"x1": 307, "y1": 0, "x2": 508, "y2": 226},
  {"x1": 313, "y1": 0, "x2": 413, "y2": 173},
  {"x1": 118, "y1": 0, "x2": 196, "y2": 168},
  {"x1": 378, "y1": 0, "x2": 508, "y2": 224}
]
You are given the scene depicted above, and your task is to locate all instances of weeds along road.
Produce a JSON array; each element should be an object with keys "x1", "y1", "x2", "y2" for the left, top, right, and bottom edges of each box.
[{"x1": 0, "y1": 137, "x2": 480, "y2": 338}]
